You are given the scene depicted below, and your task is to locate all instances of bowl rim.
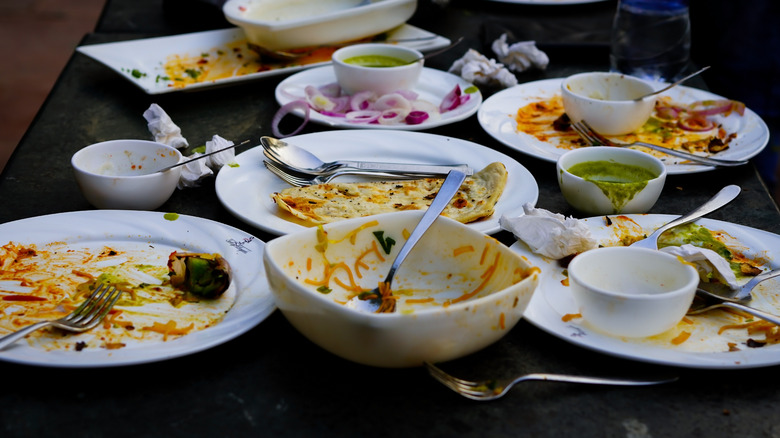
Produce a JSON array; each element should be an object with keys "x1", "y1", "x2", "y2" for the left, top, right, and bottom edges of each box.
[
  {"x1": 568, "y1": 246, "x2": 699, "y2": 301},
  {"x1": 223, "y1": 0, "x2": 415, "y2": 30},
  {"x1": 71, "y1": 139, "x2": 183, "y2": 180},
  {"x1": 332, "y1": 43, "x2": 423, "y2": 69},
  {"x1": 264, "y1": 210, "x2": 538, "y2": 319},
  {"x1": 557, "y1": 146, "x2": 667, "y2": 183},
  {"x1": 561, "y1": 71, "x2": 656, "y2": 103}
]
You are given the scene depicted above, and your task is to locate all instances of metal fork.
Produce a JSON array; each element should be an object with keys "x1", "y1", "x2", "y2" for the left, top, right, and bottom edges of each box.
[
  {"x1": 570, "y1": 120, "x2": 748, "y2": 167},
  {"x1": 264, "y1": 160, "x2": 421, "y2": 186},
  {"x1": 0, "y1": 283, "x2": 122, "y2": 350},
  {"x1": 424, "y1": 362, "x2": 678, "y2": 401}
]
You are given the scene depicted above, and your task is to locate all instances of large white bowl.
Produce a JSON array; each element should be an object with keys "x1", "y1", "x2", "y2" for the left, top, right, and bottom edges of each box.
[
  {"x1": 568, "y1": 246, "x2": 699, "y2": 338},
  {"x1": 557, "y1": 146, "x2": 666, "y2": 215},
  {"x1": 561, "y1": 71, "x2": 657, "y2": 136},
  {"x1": 332, "y1": 43, "x2": 423, "y2": 95},
  {"x1": 223, "y1": 0, "x2": 417, "y2": 51},
  {"x1": 263, "y1": 211, "x2": 540, "y2": 367},
  {"x1": 71, "y1": 139, "x2": 182, "y2": 210}
]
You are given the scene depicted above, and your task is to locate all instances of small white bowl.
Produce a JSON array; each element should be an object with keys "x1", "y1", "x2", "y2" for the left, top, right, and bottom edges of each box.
[
  {"x1": 561, "y1": 71, "x2": 657, "y2": 135},
  {"x1": 263, "y1": 211, "x2": 540, "y2": 368},
  {"x1": 557, "y1": 146, "x2": 666, "y2": 215},
  {"x1": 332, "y1": 43, "x2": 423, "y2": 95},
  {"x1": 71, "y1": 139, "x2": 182, "y2": 210},
  {"x1": 568, "y1": 246, "x2": 699, "y2": 338},
  {"x1": 223, "y1": 0, "x2": 417, "y2": 51}
]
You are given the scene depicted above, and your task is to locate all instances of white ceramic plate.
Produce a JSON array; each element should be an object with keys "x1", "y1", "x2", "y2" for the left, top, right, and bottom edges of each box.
[
  {"x1": 215, "y1": 130, "x2": 539, "y2": 235},
  {"x1": 512, "y1": 214, "x2": 780, "y2": 369},
  {"x1": 275, "y1": 66, "x2": 482, "y2": 131},
  {"x1": 0, "y1": 211, "x2": 274, "y2": 368},
  {"x1": 76, "y1": 25, "x2": 450, "y2": 95},
  {"x1": 483, "y1": 0, "x2": 607, "y2": 4},
  {"x1": 478, "y1": 78, "x2": 770, "y2": 175}
]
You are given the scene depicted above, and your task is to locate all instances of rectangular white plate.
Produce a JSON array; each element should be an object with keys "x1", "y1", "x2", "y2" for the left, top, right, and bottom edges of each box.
[{"x1": 76, "y1": 25, "x2": 450, "y2": 95}]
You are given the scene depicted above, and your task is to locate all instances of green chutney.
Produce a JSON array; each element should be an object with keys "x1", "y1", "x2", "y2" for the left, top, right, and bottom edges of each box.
[
  {"x1": 567, "y1": 160, "x2": 658, "y2": 213},
  {"x1": 343, "y1": 55, "x2": 408, "y2": 68}
]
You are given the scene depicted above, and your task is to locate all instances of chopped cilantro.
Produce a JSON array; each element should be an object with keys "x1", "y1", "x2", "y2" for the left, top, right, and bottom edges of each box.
[
  {"x1": 373, "y1": 231, "x2": 396, "y2": 254},
  {"x1": 316, "y1": 285, "x2": 332, "y2": 294}
]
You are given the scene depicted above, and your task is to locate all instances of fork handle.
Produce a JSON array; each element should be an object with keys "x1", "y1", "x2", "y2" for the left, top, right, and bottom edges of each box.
[
  {"x1": 630, "y1": 141, "x2": 748, "y2": 167},
  {"x1": 0, "y1": 321, "x2": 52, "y2": 350},
  {"x1": 516, "y1": 373, "x2": 678, "y2": 386}
]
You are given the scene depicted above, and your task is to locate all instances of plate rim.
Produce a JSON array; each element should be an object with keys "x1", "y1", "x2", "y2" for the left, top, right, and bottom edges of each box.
[{"x1": 0, "y1": 210, "x2": 275, "y2": 368}]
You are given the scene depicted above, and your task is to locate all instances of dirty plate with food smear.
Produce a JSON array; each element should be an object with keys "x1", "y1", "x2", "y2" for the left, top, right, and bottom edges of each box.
[
  {"x1": 478, "y1": 78, "x2": 769, "y2": 174},
  {"x1": 0, "y1": 211, "x2": 273, "y2": 368},
  {"x1": 512, "y1": 214, "x2": 780, "y2": 369}
]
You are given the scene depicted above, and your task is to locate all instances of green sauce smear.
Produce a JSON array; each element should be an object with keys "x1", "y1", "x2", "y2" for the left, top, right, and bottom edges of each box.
[
  {"x1": 163, "y1": 212, "x2": 180, "y2": 221},
  {"x1": 343, "y1": 55, "x2": 408, "y2": 67},
  {"x1": 567, "y1": 160, "x2": 658, "y2": 213}
]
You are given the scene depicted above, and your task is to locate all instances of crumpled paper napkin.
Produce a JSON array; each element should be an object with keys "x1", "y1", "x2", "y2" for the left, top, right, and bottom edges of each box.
[
  {"x1": 491, "y1": 34, "x2": 549, "y2": 72},
  {"x1": 660, "y1": 244, "x2": 739, "y2": 289},
  {"x1": 500, "y1": 203, "x2": 598, "y2": 260},
  {"x1": 143, "y1": 104, "x2": 236, "y2": 189},
  {"x1": 143, "y1": 103, "x2": 188, "y2": 149},
  {"x1": 449, "y1": 49, "x2": 518, "y2": 88}
]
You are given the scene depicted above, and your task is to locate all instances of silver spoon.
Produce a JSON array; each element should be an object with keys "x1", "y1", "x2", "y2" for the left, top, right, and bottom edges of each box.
[
  {"x1": 407, "y1": 36, "x2": 464, "y2": 65},
  {"x1": 349, "y1": 169, "x2": 467, "y2": 313},
  {"x1": 633, "y1": 66, "x2": 710, "y2": 101},
  {"x1": 630, "y1": 185, "x2": 741, "y2": 249},
  {"x1": 260, "y1": 136, "x2": 472, "y2": 176}
]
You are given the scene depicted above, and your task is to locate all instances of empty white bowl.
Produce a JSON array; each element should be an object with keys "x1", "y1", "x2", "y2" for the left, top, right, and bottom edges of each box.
[
  {"x1": 71, "y1": 139, "x2": 182, "y2": 210},
  {"x1": 263, "y1": 210, "x2": 540, "y2": 367},
  {"x1": 568, "y1": 246, "x2": 699, "y2": 338},
  {"x1": 561, "y1": 71, "x2": 657, "y2": 135},
  {"x1": 223, "y1": 0, "x2": 417, "y2": 51},
  {"x1": 332, "y1": 43, "x2": 423, "y2": 95},
  {"x1": 557, "y1": 146, "x2": 666, "y2": 215}
]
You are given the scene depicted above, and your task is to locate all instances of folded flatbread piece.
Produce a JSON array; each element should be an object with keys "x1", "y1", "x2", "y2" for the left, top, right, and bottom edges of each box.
[{"x1": 271, "y1": 162, "x2": 507, "y2": 225}]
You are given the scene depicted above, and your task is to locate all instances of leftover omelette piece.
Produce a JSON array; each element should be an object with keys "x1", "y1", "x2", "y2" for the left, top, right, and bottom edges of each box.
[{"x1": 271, "y1": 162, "x2": 507, "y2": 225}]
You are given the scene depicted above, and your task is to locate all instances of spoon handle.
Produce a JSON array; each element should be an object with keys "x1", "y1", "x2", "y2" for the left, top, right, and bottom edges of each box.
[
  {"x1": 736, "y1": 268, "x2": 780, "y2": 301},
  {"x1": 632, "y1": 185, "x2": 741, "y2": 249},
  {"x1": 382, "y1": 170, "x2": 467, "y2": 284},
  {"x1": 718, "y1": 302, "x2": 780, "y2": 326},
  {"x1": 634, "y1": 65, "x2": 710, "y2": 101}
]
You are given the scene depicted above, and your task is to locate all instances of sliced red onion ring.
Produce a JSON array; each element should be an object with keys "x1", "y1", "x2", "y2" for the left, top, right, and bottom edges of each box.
[
  {"x1": 272, "y1": 100, "x2": 310, "y2": 138},
  {"x1": 405, "y1": 111, "x2": 429, "y2": 125},
  {"x1": 350, "y1": 91, "x2": 377, "y2": 111},
  {"x1": 689, "y1": 99, "x2": 745, "y2": 117},
  {"x1": 374, "y1": 93, "x2": 412, "y2": 112},
  {"x1": 345, "y1": 110, "x2": 381, "y2": 123},
  {"x1": 395, "y1": 89, "x2": 419, "y2": 101},
  {"x1": 305, "y1": 85, "x2": 336, "y2": 112},
  {"x1": 678, "y1": 116, "x2": 715, "y2": 132},
  {"x1": 378, "y1": 108, "x2": 411, "y2": 125},
  {"x1": 439, "y1": 84, "x2": 463, "y2": 112},
  {"x1": 318, "y1": 82, "x2": 342, "y2": 98}
]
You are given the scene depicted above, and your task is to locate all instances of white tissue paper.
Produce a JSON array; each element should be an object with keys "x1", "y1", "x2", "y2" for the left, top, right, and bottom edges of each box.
[
  {"x1": 204, "y1": 135, "x2": 236, "y2": 169},
  {"x1": 448, "y1": 49, "x2": 518, "y2": 88},
  {"x1": 177, "y1": 152, "x2": 213, "y2": 189},
  {"x1": 143, "y1": 104, "x2": 189, "y2": 149},
  {"x1": 500, "y1": 203, "x2": 598, "y2": 260},
  {"x1": 491, "y1": 34, "x2": 549, "y2": 72},
  {"x1": 660, "y1": 244, "x2": 739, "y2": 288}
]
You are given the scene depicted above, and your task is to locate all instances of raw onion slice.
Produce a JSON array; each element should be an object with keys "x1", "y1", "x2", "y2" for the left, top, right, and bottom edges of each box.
[
  {"x1": 439, "y1": 84, "x2": 464, "y2": 112},
  {"x1": 374, "y1": 93, "x2": 412, "y2": 112},
  {"x1": 378, "y1": 108, "x2": 411, "y2": 125},
  {"x1": 305, "y1": 85, "x2": 336, "y2": 112},
  {"x1": 405, "y1": 111, "x2": 429, "y2": 125},
  {"x1": 412, "y1": 100, "x2": 441, "y2": 121},
  {"x1": 345, "y1": 110, "x2": 381, "y2": 123},
  {"x1": 272, "y1": 100, "x2": 310, "y2": 138},
  {"x1": 350, "y1": 91, "x2": 377, "y2": 111},
  {"x1": 678, "y1": 116, "x2": 715, "y2": 132},
  {"x1": 689, "y1": 99, "x2": 745, "y2": 117}
]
